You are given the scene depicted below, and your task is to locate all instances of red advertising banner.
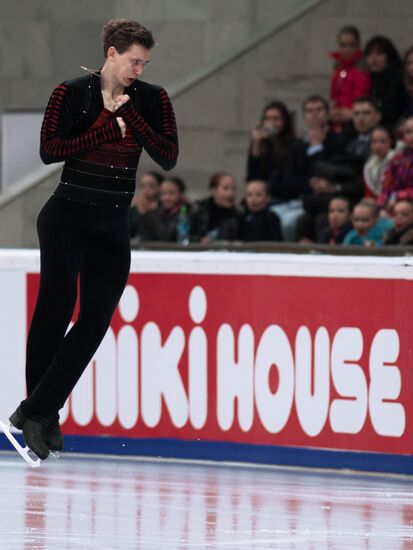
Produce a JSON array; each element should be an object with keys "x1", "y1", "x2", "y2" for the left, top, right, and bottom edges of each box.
[{"x1": 27, "y1": 271, "x2": 413, "y2": 455}]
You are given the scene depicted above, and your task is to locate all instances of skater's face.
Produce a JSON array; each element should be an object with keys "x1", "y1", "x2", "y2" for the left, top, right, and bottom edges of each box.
[
  {"x1": 139, "y1": 173, "x2": 160, "y2": 200},
  {"x1": 159, "y1": 180, "x2": 182, "y2": 210},
  {"x1": 246, "y1": 181, "x2": 270, "y2": 213},
  {"x1": 370, "y1": 128, "x2": 392, "y2": 159},
  {"x1": 212, "y1": 176, "x2": 237, "y2": 208},
  {"x1": 107, "y1": 43, "x2": 151, "y2": 87},
  {"x1": 352, "y1": 204, "x2": 377, "y2": 236},
  {"x1": 328, "y1": 198, "x2": 351, "y2": 230},
  {"x1": 393, "y1": 200, "x2": 413, "y2": 231}
]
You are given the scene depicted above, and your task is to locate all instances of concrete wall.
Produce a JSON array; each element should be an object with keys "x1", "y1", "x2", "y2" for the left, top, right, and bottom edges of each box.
[
  {"x1": 0, "y1": 170, "x2": 60, "y2": 248},
  {"x1": 1, "y1": 0, "x2": 413, "y2": 246},
  {"x1": 171, "y1": 0, "x2": 413, "y2": 197},
  {"x1": 0, "y1": 0, "x2": 306, "y2": 111}
]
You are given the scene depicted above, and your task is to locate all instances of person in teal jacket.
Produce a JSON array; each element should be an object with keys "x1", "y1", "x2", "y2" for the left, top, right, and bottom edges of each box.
[{"x1": 343, "y1": 200, "x2": 393, "y2": 246}]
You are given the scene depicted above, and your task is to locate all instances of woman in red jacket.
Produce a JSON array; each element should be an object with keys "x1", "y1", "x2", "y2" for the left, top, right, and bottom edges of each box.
[{"x1": 329, "y1": 26, "x2": 371, "y2": 132}]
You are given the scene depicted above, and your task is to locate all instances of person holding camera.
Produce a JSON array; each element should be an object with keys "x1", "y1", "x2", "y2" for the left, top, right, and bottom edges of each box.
[{"x1": 246, "y1": 101, "x2": 296, "y2": 194}]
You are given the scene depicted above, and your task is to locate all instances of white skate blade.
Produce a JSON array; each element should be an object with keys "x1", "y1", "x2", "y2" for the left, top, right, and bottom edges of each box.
[{"x1": 0, "y1": 419, "x2": 41, "y2": 468}]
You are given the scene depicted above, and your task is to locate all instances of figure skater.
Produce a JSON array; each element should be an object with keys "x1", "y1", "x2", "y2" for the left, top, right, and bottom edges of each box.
[{"x1": 7, "y1": 18, "x2": 178, "y2": 459}]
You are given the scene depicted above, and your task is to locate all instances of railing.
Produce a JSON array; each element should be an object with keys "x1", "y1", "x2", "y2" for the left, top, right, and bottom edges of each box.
[{"x1": 131, "y1": 241, "x2": 413, "y2": 257}]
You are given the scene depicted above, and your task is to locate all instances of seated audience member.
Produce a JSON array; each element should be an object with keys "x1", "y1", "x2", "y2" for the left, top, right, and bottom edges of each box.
[
  {"x1": 343, "y1": 200, "x2": 392, "y2": 246},
  {"x1": 296, "y1": 161, "x2": 357, "y2": 242},
  {"x1": 329, "y1": 25, "x2": 371, "y2": 132},
  {"x1": 295, "y1": 97, "x2": 378, "y2": 241},
  {"x1": 364, "y1": 35, "x2": 407, "y2": 127},
  {"x1": 273, "y1": 95, "x2": 348, "y2": 240},
  {"x1": 347, "y1": 97, "x2": 382, "y2": 165},
  {"x1": 246, "y1": 101, "x2": 296, "y2": 192},
  {"x1": 139, "y1": 177, "x2": 189, "y2": 242},
  {"x1": 384, "y1": 199, "x2": 413, "y2": 245},
  {"x1": 190, "y1": 172, "x2": 242, "y2": 242},
  {"x1": 318, "y1": 196, "x2": 353, "y2": 244},
  {"x1": 241, "y1": 180, "x2": 283, "y2": 242},
  {"x1": 129, "y1": 171, "x2": 163, "y2": 238},
  {"x1": 378, "y1": 117, "x2": 413, "y2": 209},
  {"x1": 364, "y1": 126, "x2": 401, "y2": 198},
  {"x1": 402, "y1": 46, "x2": 413, "y2": 119}
]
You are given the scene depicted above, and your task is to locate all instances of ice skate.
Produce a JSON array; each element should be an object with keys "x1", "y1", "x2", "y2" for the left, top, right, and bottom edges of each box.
[
  {"x1": 47, "y1": 415, "x2": 64, "y2": 452},
  {"x1": 0, "y1": 419, "x2": 40, "y2": 468},
  {"x1": 6, "y1": 406, "x2": 50, "y2": 461}
]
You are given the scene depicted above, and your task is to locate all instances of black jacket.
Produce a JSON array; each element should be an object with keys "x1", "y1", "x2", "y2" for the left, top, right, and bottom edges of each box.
[
  {"x1": 276, "y1": 130, "x2": 349, "y2": 200},
  {"x1": 384, "y1": 223, "x2": 413, "y2": 245},
  {"x1": 370, "y1": 63, "x2": 408, "y2": 127},
  {"x1": 241, "y1": 209, "x2": 283, "y2": 241},
  {"x1": 190, "y1": 198, "x2": 242, "y2": 241}
]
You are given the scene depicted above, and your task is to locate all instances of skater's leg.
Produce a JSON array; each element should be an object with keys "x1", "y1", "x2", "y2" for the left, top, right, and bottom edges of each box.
[
  {"x1": 26, "y1": 198, "x2": 89, "y2": 395},
  {"x1": 9, "y1": 198, "x2": 92, "y2": 457},
  {"x1": 21, "y1": 207, "x2": 131, "y2": 417}
]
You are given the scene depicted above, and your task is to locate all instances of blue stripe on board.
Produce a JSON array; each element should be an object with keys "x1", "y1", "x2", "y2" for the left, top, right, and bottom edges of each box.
[{"x1": 0, "y1": 434, "x2": 411, "y2": 474}]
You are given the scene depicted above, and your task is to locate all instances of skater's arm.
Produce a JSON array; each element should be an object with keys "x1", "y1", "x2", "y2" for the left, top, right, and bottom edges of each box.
[
  {"x1": 40, "y1": 84, "x2": 123, "y2": 164},
  {"x1": 115, "y1": 87, "x2": 178, "y2": 170}
]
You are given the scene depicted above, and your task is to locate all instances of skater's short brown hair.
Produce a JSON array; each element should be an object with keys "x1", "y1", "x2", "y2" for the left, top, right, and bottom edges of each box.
[{"x1": 101, "y1": 19, "x2": 155, "y2": 57}]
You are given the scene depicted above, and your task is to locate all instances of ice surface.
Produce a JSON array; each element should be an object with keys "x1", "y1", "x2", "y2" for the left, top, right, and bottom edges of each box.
[{"x1": 0, "y1": 453, "x2": 412, "y2": 549}]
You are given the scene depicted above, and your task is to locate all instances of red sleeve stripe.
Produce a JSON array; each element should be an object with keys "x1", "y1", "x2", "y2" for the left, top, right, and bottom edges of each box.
[
  {"x1": 40, "y1": 85, "x2": 122, "y2": 163},
  {"x1": 117, "y1": 88, "x2": 178, "y2": 165}
]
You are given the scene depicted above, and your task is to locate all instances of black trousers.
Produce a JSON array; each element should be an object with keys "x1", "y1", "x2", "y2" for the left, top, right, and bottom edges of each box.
[{"x1": 21, "y1": 196, "x2": 131, "y2": 418}]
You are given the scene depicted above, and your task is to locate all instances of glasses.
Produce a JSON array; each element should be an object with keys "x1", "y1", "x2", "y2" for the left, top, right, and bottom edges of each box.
[{"x1": 130, "y1": 59, "x2": 150, "y2": 68}]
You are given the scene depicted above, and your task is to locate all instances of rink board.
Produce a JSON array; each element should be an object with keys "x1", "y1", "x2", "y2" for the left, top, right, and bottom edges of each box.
[{"x1": 1, "y1": 249, "x2": 413, "y2": 474}]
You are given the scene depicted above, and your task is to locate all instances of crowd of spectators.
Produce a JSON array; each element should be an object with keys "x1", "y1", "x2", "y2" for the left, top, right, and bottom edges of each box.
[{"x1": 129, "y1": 25, "x2": 413, "y2": 247}]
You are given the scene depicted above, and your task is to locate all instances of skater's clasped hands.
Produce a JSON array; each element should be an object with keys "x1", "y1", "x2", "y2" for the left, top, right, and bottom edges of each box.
[
  {"x1": 115, "y1": 95, "x2": 130, "y2": 138},
  {"x1": 114, "y1": 94, "x2": 130, "y2": 110}
]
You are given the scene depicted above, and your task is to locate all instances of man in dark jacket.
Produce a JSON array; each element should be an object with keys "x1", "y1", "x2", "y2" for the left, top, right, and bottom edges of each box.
[{"x1": 269, "y1": 95, "x2": 348, "y2": 240}]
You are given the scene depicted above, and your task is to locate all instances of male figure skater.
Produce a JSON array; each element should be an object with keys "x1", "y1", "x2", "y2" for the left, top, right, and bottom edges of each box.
[{"x1": 7, "y1": 19, "x2": 178, "y2": 460}]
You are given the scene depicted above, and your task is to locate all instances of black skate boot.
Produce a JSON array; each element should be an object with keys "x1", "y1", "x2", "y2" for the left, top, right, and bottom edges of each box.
[
  {"x1": 9, "y1": 406, "x2": 50, "y2": 460},
  {"x1": 46, "y1": 415, "x2": 64, "y2": 452}
]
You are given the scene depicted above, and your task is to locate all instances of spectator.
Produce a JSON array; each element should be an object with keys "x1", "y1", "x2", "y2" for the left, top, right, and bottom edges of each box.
[
  {"x1": 295, "y1": 96, "x2": 375, "y2": 242},
  {"x1": 241, "y1": 180, "x2": 283, "y2": 242},
  {"x1": 364, "y1": 126, "x2": 401, "y2": 198},
  {"x1": 246, "y1": 101, "x2": 295, "y2": 194},
  {"x1": 318, "y1": 196, "x2": 353, "y2": 244},
  {"x1": 343, "y1": 200, "x2": 392, "y2": 246},
  {"x1": 364, "y1": 36, "x2": 407, "y2": 127},
  {"x1": 378, "y1": 116, "x2": 413, "y2": 209},
  {"x1": 347, "y1": 96, "x2": 382, "y2": 165},
  {"x1": 329, "y1": 25, "x2": 371, "y2": 132},
  {"x1": 297, "y1": 160, "x2": 357, "y2": 242},
  {"x1": 402, "y1": 46, "x2": 413, "y2": 119},
  {"x1": 129, "y1": 171, "x2": 163, "y2": 238},
  {"x1": 384, "y1": 199, "x2": 413, "y2": 245},
  {"x1": 190, "y1": 172, "x2": 242, "y2": 242},
  {"x1": 139, "y1": 176, "x2": 189, "y2": 242},
  {"x1": 273, "y1": 95, "x2": 348, "y2": 240}
]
